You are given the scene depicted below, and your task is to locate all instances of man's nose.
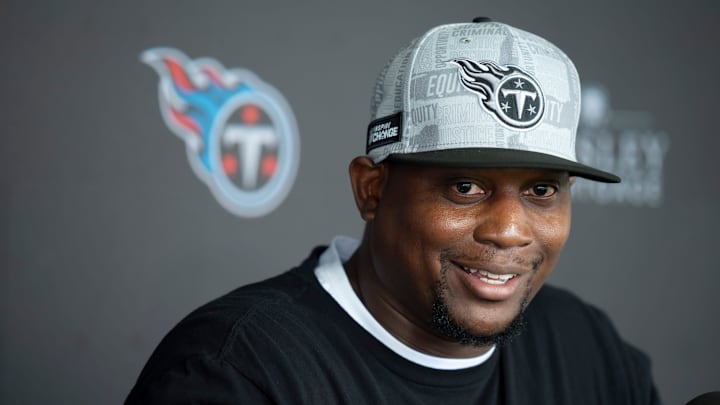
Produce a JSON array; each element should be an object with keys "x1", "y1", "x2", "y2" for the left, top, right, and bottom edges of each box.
[{"x1": 473, "y1": 194, "x2": 533, "y2": 249}]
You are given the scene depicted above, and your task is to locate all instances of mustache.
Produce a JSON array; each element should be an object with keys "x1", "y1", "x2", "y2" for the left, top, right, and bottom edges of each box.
[{"x1": 439, "y1": 246, "x2": 544, "y2": 271}]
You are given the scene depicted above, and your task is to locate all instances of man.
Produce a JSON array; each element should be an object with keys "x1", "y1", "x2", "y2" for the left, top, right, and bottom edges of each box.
[{"x1": 127, "y1": 17, "x2": 660, "y2": 404}]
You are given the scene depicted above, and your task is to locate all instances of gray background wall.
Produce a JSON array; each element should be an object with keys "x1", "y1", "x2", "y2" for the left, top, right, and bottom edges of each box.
[{"x1": 2, "y1": 0, "x2": 718, "y2": 403}]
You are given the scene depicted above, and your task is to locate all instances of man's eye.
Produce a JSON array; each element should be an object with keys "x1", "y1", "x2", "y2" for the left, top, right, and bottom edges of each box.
[
  {"x1": 527, "y1": 184, "x2": 558, "y2": 198},
  {"x1": 455, "y1": 182, "x2": 483, "y2": 195}
]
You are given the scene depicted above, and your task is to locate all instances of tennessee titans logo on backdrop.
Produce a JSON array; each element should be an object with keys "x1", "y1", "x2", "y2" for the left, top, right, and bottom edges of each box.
[
  {"x1": 141, "y1": 48, "x2": 299, "y2": 217},
  {"x1": 452, "y1": 58, "x2": 544, "y2": 130}
]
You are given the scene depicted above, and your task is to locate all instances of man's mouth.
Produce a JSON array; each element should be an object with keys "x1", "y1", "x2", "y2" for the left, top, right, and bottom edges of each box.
[{"x1": 461, "y1": 266, "x2": 517, "y2": 285}]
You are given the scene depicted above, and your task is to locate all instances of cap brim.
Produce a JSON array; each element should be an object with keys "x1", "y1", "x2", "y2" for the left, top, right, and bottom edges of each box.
[{"x1": 386, "y1": 148, "x2": 620, "y2": 183}]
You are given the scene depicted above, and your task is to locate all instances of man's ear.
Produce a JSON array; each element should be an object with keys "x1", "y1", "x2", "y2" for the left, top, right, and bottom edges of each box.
[{"x1": 348, "y1": 156, "x2": 388, "y2": 221}]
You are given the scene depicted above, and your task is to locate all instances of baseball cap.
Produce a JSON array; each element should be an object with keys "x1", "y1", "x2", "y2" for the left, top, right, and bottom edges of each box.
[{"x1": 366, "y1": 17, "x2": 620, "y2": 183}]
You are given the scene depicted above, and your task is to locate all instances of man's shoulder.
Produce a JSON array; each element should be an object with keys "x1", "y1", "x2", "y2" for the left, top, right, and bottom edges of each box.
[
  {"x1": 130, "y1": 247, "x2": 329, "y2": 389},
  {"x1": 520, "y1": 284, "x2": 655, "y2": 373},
  {"x1": 181, "y1": 269, "x2": 309, "y2": 341},
  {"x1": 195, "y1": 260, "x2": 316, "y2": 322},
  {"x1": 168, "y1": 246, "x2": 326, "y2": 350},
  {"x1": 509, "y1": 284, "x2": 659, "y2": 403},
  {"x1": 525, "y1": 284, "x2": 623, "y2": 345}
]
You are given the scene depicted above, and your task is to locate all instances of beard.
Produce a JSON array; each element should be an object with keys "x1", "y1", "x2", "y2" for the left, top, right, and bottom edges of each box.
[
  {"x1": 430, "y1": 292, "x2": 528, "y2": 347},
  {"x1": 430, "y1": 257, "x2": 533, "y2": 347}
]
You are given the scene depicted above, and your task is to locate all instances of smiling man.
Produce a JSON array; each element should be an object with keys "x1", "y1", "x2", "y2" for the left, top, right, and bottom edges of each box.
[
  {"x1": 345, "y1": 163, "x2": 574, "y2": 358},
  {"x1": 127, "y1": 18, "x2": 661, "y2": 404}
]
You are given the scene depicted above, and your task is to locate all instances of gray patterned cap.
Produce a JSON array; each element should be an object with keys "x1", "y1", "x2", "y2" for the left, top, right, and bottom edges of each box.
[{"x1": 366, "y1": 17, "x2": 620, "y2": 183}]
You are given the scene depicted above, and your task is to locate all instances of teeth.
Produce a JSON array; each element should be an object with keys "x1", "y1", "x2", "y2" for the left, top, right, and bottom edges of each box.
[
  {"x1": 463, "y1": 267, "x2": 516, "y2": 284},
  {"x1": 481, "y1": 277, "x2": 510, "y2": 285},
  {"x1": 478, "y1": 270, "x2": 514, "y2": 281}
]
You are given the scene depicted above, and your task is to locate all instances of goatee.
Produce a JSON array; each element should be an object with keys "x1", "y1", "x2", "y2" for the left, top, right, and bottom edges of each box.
[
  {"x1": 430, "y1": 260, "x2": 531, "y2": 347},
  {"x1": 430, "y1": 293, "x2": 528, "y2": 347}
]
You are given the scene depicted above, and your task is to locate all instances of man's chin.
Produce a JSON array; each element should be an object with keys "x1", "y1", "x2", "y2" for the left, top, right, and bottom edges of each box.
[{"x1": 430, "y1": 298, "x2": 528, "y2": 347}]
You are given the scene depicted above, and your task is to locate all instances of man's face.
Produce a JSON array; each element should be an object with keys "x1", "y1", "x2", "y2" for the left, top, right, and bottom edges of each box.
[{"x1": 366, "y1": 162, "x2": 572, "y2": 346}]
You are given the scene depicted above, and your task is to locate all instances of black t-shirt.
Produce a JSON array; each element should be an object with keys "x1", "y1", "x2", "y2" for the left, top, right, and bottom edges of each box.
[{"x1": 127, "y1": 247, "x2": 661, "y2": 404}]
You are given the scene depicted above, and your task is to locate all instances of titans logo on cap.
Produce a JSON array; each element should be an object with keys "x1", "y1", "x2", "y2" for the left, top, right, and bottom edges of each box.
[
  {"x1": 142, "y1": 48, "x2": 300, "y2": 217},
  {"x1": 451, "y1": 58, "x2": 545, "y2": 130}
]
